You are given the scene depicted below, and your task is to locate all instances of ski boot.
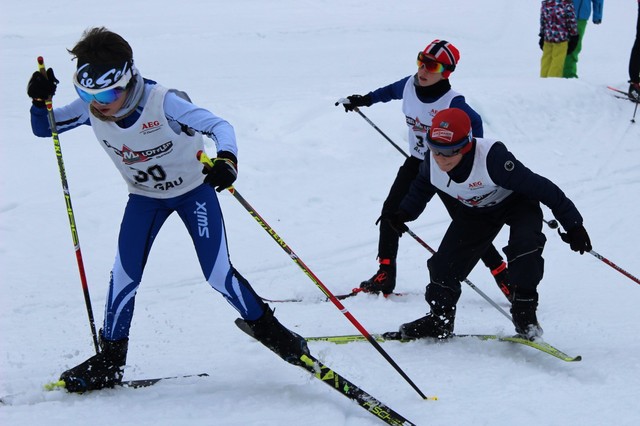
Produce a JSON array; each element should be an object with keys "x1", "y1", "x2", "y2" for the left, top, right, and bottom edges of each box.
[
  {"x1": 490, "y1": 261, "x2": 513, "y2": 302},
  {"x1": 359, "y1": 258, "x2": 396, "y2": 295},
  {"x1": 511, "y1": 294, "x2": 543, "y2": 340},
  {"x1": 399, "y1": 306, "x2": 455, "y2": 340},
  {"x1": 60, "y1": 336, "x2": 129, "y2": 393},
  {"x1": 242, "y1": 308, "x2": 310, "y2": 366}
]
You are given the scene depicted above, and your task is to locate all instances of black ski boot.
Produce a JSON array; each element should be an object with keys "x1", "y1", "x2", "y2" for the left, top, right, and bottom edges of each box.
[
  {"x1": 399, "y1": 307, "x2": 455, "y2": 339},
  {"x1": 359, "y1": 259, "x2": 396, "y2": 295},
  {"x1": 490, "y1": 261, "x2": 513, "y2": 302},
  {"x1": 242, "y1": 308, "x2": 310, "y2": 366},
  {"x1": 60, "y1": 336, "x2": 129, "y2": 393},
  {"x1": 511, "y1": 294, "x2": 543, "y2": 340}
]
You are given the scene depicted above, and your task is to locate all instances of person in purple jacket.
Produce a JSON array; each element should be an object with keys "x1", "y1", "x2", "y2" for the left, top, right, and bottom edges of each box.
[
  {"x1": 27, "y1": 27, "x2": 309, "y2": 393},
  {"x1": 386, "y1": 108, "x2": 592, "y2": 340},
  {"x1": 563, "y1": 0, "x2": 604, "y2": 78},
  {"x1": 540, "y1": 0, "x2": 579, "y2": 78},
  {"x1": 337, "y1": 40, "x2": 511, "y2": 300}
]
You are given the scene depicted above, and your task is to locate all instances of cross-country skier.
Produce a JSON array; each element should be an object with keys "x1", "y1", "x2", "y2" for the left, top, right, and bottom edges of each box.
[
  {"x1": 629, "y1": 0, "x2": 640, "y2": 100},
  {"x1": 27, "y1": 27, "x2": 309, "y2": 392},
  {"x1": 386, "y1": 107, "x2": 592, "y2": 340},
  {"x1": 337, "y1": 40, "x2": 511, "y2": 300}
]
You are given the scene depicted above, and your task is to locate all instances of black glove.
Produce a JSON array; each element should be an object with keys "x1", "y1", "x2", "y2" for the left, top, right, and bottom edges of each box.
[
  {"x1": 567, "y1": 35, "x2": 579, "y2": 55},
  {"x1": 384, "y1": 210, "x2": 410, "y2": 236},
  {"x1": 27, "y1": 68, "x2": 59, "y2": 107},
  {"x1": 203, "y1": 151, "x2": 238, "y2": 192},
  {"x1": 558, "y1": 225, "x2": 592, "y2": 254},
  {"x1": 335, "y1": 94, "x2": 373, "y2": 112},
  {"x1": 539, "y1": 35, "x2": 544, "y2": 50}
]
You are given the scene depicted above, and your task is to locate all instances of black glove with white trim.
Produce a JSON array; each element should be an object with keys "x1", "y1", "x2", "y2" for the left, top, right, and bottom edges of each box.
[{"x1": 203, "y1": 151, "x2": 237, "y2": 192}]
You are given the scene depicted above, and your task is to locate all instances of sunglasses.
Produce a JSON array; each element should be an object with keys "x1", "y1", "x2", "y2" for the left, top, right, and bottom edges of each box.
[
  {"x1": 417, "y1": 51, "x2": 453, "y2": 74},
  {"x1": 73, "y1": 69, "x2": 132, "y2": 105},
  {"x1": 427, "y1": 130, "x2": 472, "y2": 157}
]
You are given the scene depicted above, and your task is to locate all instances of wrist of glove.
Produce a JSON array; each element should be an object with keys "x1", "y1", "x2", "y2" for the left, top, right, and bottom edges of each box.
[
  {"x1": 558, "y1": 224, "x2": 592, "y2": 254},
  {"x1": 538, "y1": 36, "x2": 544, "y2": 50},
  {"x1": 335, "y1": 94, "x2": 373, "y2": 112},
  {"x1": 203, "y1": 151, "x2": 238, "y2": 192},
  {"x1": 383, "y1": 210, "x2": 410, "y2": 236},
  {"x1": 27, "y1": 68, "x2": 59, "y2": 108}
]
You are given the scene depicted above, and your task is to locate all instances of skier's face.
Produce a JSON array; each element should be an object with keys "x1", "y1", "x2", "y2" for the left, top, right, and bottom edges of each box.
[
  {"x1": 90, "y1": 90, "x2": 128, "y2": 117},
  {"x1": 416, "y1": 64, "x2": 445, "y2": 87},
  {"x1": 432, "y1": 151, "x2": 463, "y2": 172}
]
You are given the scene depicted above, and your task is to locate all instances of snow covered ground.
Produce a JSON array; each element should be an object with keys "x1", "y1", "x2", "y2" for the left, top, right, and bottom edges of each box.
[{"x1": 2, "y1": 1, "x2": 639, "y2": 425}]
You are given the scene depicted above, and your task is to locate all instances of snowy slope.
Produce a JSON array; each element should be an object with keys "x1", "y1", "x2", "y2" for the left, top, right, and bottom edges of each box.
[{"x1": 1, "y1": 1, "x2": 639, "y2": 425}]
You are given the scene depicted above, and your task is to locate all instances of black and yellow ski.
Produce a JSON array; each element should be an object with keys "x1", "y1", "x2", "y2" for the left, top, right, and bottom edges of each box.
[
  {"x1": 235, "y1": 318, "x2": 419, "y2": 426},
  {"x1": 307, "y1": 332, "x2": 582, "y2": 363}
]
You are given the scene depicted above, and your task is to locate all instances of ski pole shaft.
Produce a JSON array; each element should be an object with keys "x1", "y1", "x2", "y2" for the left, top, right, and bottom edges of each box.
[
  {"x1": 37, "y1": 57, "x2": 100, "y2": 354},
  {"x1": 353, "y1": 107, "x2": 408, "y2": 157},
  {"x1": 587, "y1": 250, "x2": 640, "y2": 285},
  {"x1": 197, "y1": 151, "x2": 434, "y2": 400},
  {"x1": 405, "y1": 227, "x2": 514, "y2": 323},
  {"x1": 543, "y1": 218, "x2": 640, "y2": 285}
]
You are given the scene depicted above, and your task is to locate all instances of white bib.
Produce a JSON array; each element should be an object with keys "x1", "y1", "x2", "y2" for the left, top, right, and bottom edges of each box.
[
  {"x1": 90, "y1": 85, "x2": 205, "y2": 198},
  {"x1": 430, "y1": 138, "x2": 513, "y2": 208},
  {"x1": 401, "y1": 78, "x2": 461, "y2": 160}
]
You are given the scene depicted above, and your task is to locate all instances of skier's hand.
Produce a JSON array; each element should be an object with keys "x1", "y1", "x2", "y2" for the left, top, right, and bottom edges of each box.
[
  {"x1": 385, "y1": 210, "x2": 410, "y2": 236},
  {"x1": 559, "y1": 225, "x2": 592, "y2": 254},
  {"x1": 27, "y1": 68, "x2": 59, "y2": 107},
  {"x1": 335, "y1": 94, "x2": 373, "y2": 112},
  {"x1": 203, "y1": 151, "x2": 237, "y2": 192}
]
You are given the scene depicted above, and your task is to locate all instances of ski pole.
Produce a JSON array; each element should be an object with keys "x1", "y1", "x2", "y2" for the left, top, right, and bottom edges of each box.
[
  {"x1": 544, "y1": 219, "x2": 640, "y2": 286},
  {"x1": 404, "y1": 226, "x2": 514, "y2": 323},
  {"x1": 198, "y1": 151, "x2": 435, "y2": 401},
  {"x1": 352, "y1": 106, "x2": 409, "y2": 158},
  {"x1": 37, "y1": 57, "x2": 100, "y2": 353}
]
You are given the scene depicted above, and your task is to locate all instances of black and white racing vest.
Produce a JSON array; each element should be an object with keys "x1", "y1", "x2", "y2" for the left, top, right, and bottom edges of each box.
[
  {"x1": 430, "y1": 138, "x2": 513, "y2": 208},
  {"x1": 401, "y1": 78, "x2": 461, "y2": 160},
  {"x1": 90, "y1": 85, "x2": 205, "y2": 199}
]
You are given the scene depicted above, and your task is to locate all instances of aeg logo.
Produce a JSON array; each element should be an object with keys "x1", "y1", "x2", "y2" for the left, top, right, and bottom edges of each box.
[
  {"x1": 142, "y1": 121, "x2": 160, "y2": 130},
  {"x1": 468, "y1": 181, "x2": 483, "y2": 189},
  {"x1": 140, "y1": 120, "x2": 163, "y2": 135}
]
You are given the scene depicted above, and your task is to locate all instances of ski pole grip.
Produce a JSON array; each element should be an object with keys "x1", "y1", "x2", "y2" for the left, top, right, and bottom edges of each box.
[
  {"x1": 197, "y1": 150, "x2": 214, "y2": 168},
  {"x1": 37, "y1": 56, "x2": 46, "y2": 74}
]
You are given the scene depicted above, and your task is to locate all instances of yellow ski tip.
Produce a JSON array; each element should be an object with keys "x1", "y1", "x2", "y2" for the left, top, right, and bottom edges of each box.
[{"x1": 44, "y1": 380, "x2": 66, "y2": 391}]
